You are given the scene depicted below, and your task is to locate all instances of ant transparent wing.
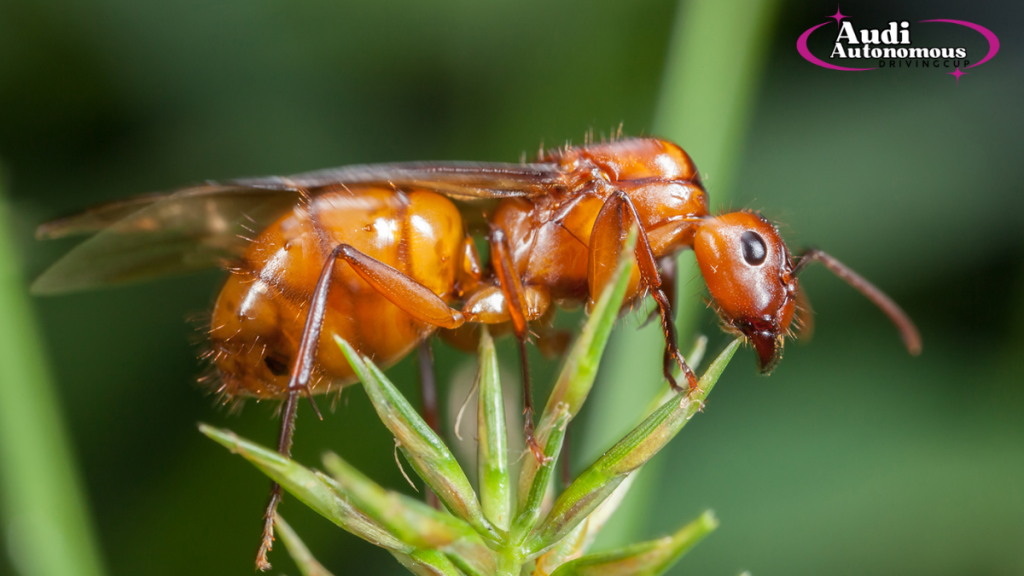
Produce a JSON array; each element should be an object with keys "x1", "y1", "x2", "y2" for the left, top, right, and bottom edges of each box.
[
  {"x1": 36, "y1": 193, "x2": 170, "y2": 240},
  {"x1": 33, "y1": 161, "x2": 562, "y2": 295},
  {"x1": 229, "y1": 161, "x2": 563, "y2": 201},
  {"x1": 32, "y1": 185, "x2": 301, "y2": 294}
]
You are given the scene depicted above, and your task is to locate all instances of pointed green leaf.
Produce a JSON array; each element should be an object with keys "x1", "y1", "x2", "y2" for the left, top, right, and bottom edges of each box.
[
  {"x1": 549, "y1": 511, "x2": 718, "y2": 576},
  {"x1": 476, "y1": 327, "x2": 510, "y2": 531},
  {"x1": 517, "y1": 228, "x2": 638, "y2": 510},
  {"x1": 527, "y1": 338, "x2": 740, "y2": 555},
  {"x1": 336, "y1": 336, "x2": 497, "y2": 542},
  {"x1": 319, "y1": 452, "x2": 474, "y2": 548},
  {"x1": 534, "y1": 471, "x2": 641, "y2": 574},
  {"x1": 322, "y1": 452, "x2": 496, "y2": 576},
  {"x1": 274, "y1": 514, "x2": 336, "y2": 576},
  {"x1": 511, "y1": 405, "x2": 570, "y2": 544},
  {"x1": 199, "y1": 424, "x2": 410, "y2": 552},
  {"x1": 578, "y1": 335, "x2": 710, "y2": 555},
  {"x1": 543, "y1": 334, "x2": 710, "y2": 563},
  {"x1": 532, "y1": 520, "x2": 588, "y2": 576},
  {"x1": 390, "y1": 549, "x2": 463, "y2": 576},
  {"x1": 574, "y1": 472, "x2": 636, "y2": 553}
]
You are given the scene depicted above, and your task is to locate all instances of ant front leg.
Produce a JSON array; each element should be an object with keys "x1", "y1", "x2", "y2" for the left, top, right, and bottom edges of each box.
[
  {"x1": 588, "y1": 191, "x2": 698, "y2": 394},
  {"x1": 653, "y1": 253, "x2": 686, "y2": 390},
  {"x1": 255, "y1": 243, "x2": 465, "y2": 570},
  {"x1": 487, "y1": 227, "x2": 550, "y2": 464}
]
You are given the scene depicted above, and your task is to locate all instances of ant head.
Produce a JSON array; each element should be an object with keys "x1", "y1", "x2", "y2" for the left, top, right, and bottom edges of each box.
[{"x1": 694, "y1": 211, "x2": 797, "y2": 374}]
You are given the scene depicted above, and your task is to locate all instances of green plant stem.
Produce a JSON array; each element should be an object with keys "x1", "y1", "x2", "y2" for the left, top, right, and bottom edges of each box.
[
  {"x1": 493, "y1": 540, "x2": 522, "y2": 576},
  {"x1": 549, "y1": 510, "x2": 718, "y2": 576},
  {"x1": 583, "y1": 0, "x2": 779, "y2": 548},
  {"x1": 0, "y1": 186, "x2": 106, "y2": 576}
]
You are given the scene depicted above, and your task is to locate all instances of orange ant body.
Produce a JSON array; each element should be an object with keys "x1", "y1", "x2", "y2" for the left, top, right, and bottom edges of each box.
[{"x1": 34, "y1": 136, "x2": 920, "y2": 569}]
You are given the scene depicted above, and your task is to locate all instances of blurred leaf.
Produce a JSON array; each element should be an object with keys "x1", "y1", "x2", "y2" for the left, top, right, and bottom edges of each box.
[
  {"x1": 274, "y1": 514, "x2": 336, "y2": 576},
  {"x1": 654, "y1": 0, "x2": 779, "y2": 199},
  {"x1": 549, "y1": 511, "x2": 718, "y2": 576},
  {"x1": 0, "y1": 186, "x2": 106, "y2": 576}
]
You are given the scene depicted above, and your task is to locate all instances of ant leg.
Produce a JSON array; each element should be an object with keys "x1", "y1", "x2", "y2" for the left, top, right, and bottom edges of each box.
[
  {"x1": 417, "y1": 340, "x2": 441, "y2": 509},
  {"x1": 657, "y1": 254, "x2": 678, "y2": 318},
  {"x1": 651, "y1": 255, "x2": 699, "y2": 392},
  {"x1": 651, "y1": 288, "x2": 693, "y2": 393},
  {"x1": 455, "y1": 235, "x2": 484, "y2": 297},
  {"x1": 488, "y1": 227, "x2": 549, "y2": 463},
  {"x1": 256, "y1": 389, "x2": 300, "y2": 570},
  {"x1": 588, "y1": 191, "x2": 698, "y2": 393},
  {"x1": 256, "y1": 391, "x2": 297, "y2": 570},
  {"x1": 332, "y1": 244, "x2": 465, "y2": 330},
  {"x1": 255, "y1": 243, "x2": 465, "y2": 570},
  {"x1": 417, "y1": 340, "x2": 440, "y2": 434},
  {"x1": 641, "y1": 254, "x2": 677, "y2": 328},
  {"x1": 517, "y1": 337, "x2": 547, "y2": 462},
  {"x1": 255, "y1": 241, "x2": 345, "y2": 570},
  {"x1": 561, "y1": 425, "x2": 572, "y2": 487}
]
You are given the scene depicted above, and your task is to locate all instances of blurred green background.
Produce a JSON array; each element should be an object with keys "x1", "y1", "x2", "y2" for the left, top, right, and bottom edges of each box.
[{"x1": 1, "y1": 0, "x2": 1022, "y2": 574}]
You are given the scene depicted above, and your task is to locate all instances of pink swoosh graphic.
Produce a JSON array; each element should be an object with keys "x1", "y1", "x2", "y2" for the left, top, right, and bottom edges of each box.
[
  {"x1": 797, "y1": 22, "x2": 876, "y2": 71},
  {"x1": 920, "y1": 19, "x2": 1000, "y2": 68}
]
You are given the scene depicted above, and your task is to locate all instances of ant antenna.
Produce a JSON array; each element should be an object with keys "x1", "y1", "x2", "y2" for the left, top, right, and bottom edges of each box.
[{"x1": 792, "y1": 249, "x2": 921, "y2": 356}]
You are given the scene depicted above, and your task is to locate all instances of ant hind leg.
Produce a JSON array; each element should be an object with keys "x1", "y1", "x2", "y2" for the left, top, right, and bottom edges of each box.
[
  {"x1": 488, "y1": 226, "x2": 550, "y2": 463},
  {"x1": 417, "y1": 339, "x2": 441, "y2": 509},
  {"x1": 254, "y1": 242, "x2": 467, "y2": 570}
]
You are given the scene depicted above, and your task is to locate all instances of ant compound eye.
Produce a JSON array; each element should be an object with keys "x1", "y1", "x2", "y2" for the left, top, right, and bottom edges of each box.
[{"x1": 740, "y1": 231, "x2": 767, "y2": 266}]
